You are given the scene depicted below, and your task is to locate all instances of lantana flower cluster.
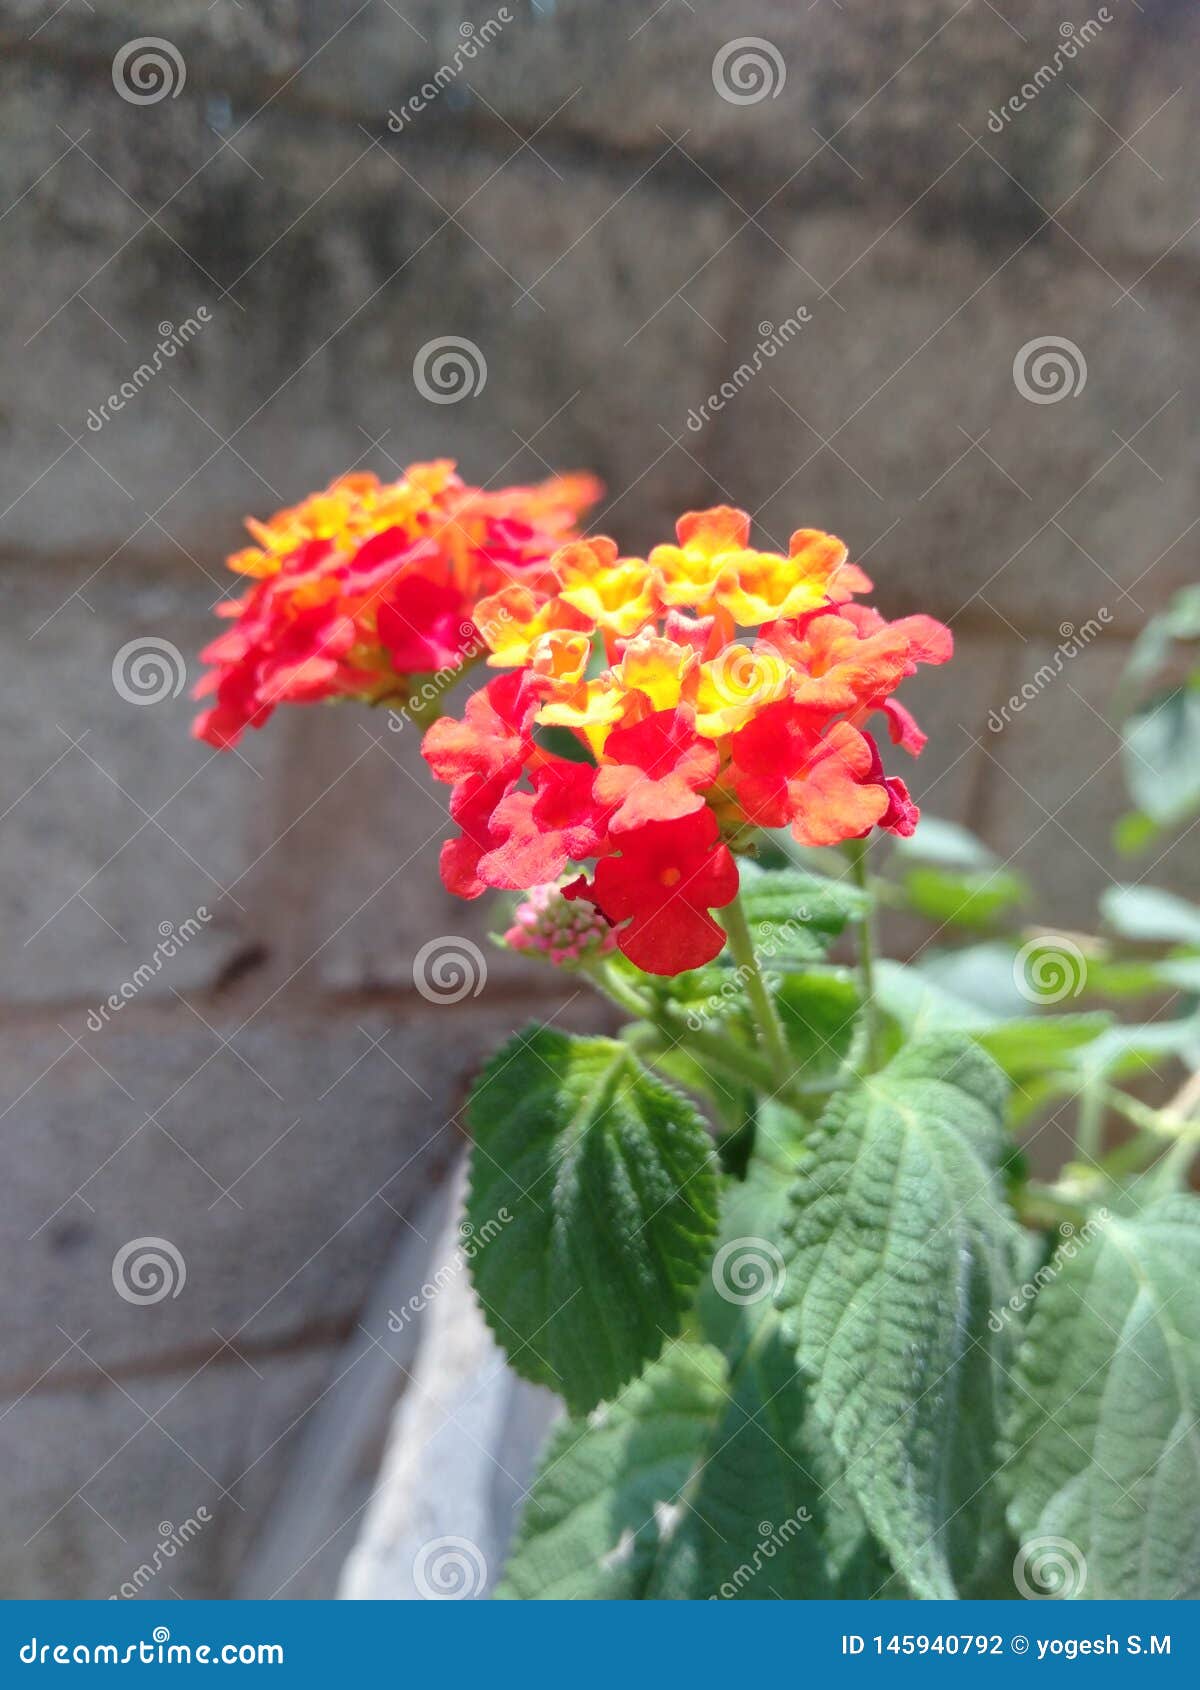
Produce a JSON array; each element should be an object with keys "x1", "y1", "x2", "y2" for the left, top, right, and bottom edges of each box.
[
  {"x1": 422, "y1": 508, "x2": 951, "y2": 975},
  {"x1": 193, "y1": 461, "x2": 599, "y2": 748}
]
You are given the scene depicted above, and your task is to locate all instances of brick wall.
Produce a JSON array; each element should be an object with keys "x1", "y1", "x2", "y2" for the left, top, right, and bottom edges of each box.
[{"x1": 2, "y1": 0, "x2": 1197, "y2": 1596}]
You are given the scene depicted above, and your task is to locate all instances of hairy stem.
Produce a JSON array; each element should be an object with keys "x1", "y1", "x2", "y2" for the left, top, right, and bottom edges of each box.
[
  {"x1": 844, "y1": 836, "x2": 880, "y2": 1071},
  {"x1": 582, "y1": 960, "x2": 783, "y2": 1099},
  {"x1": 719, "y1": 892, "x2": 793, "y2": 1092}
]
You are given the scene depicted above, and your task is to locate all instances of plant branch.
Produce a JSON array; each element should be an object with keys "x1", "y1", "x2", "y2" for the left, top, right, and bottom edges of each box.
[
  {"x1": 844, "y1": 836, "x2": 880, "y2": 1071},
  {"x1": 719, "y1": 892, "x2": 793, "y2": 1091}
]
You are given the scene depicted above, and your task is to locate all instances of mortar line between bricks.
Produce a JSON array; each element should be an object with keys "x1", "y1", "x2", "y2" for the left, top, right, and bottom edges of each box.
[
  {"x1": 0, "y1": 1315, "x2": 370, "y2": 1405},
  {"x1": 7, "y1": 980, "x2": 614, "y2": 1032}
]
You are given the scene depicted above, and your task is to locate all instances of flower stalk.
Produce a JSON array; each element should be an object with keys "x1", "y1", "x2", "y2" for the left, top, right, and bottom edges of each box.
[
  {"x1": 844, "y1": 835, "x2": 880, "y2": 1071},
  {"x1": 718, "y1": 892, "x2": 793, "y2": 1094}
]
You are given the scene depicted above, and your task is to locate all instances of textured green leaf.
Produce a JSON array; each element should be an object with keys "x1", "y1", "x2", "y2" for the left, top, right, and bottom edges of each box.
[
  {"x1": 780, "y1": 1036, "x2": 1021, "y2": 1598},
  {"x1": 504, "y1": 1327, "x2": 890, "y2": 1601},
  {"x1": 1005, "y1": 1195, "x2": 1200, "y2": 1599},
  {"x1": 646, "y1": 1324, "x2": 890, "y2": 1600},
  {"x1": 503, "y1": 1119, "x2": 894, "y2": 1601},
  {"x1": 774, "y1": 970, "x2": 861, "y2": 1087},
  {"x1": 737, "y1": 861, "x2": 867, "y2": 962},
  {"x1": 467, "y1": 1027, "x2": 719, "y2": 1412},
  {"x1": 876, "y1": 958, "x2": 1109, "y2": 1088},
  {"x1": 497, "y1": 1342, "x2": 728, "y2": 1599}
]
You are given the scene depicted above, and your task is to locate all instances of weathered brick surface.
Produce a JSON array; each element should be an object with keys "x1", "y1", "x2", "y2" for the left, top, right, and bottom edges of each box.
[
  {"x1": 0, "y1": 558, "x2": 277, "y2": 1005},
  {"x1": 0, "y1": 1345, "x2": 335, "y2": 1600},
  {"x1": 696, "y1": 211, "x2": 1198, "y2": 634},
  {"x1": 0, "y1": 1002, "x2": 587, "y2": 1385}
]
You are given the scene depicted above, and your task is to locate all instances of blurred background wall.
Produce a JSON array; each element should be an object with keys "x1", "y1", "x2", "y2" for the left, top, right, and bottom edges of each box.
[{"x1": 1, "y1": 0, "x2": 1197, "y2": 1597}]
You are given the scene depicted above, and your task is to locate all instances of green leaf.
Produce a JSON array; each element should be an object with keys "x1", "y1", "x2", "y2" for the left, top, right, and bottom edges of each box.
[
  {"x1": 502, "y1": 1328, "x2": 890, "y2": 1601},
  {"x1": 774, "y1": 970, "x2": 861, "y2": 1088},
  {"x1": 875, "y1": 958, "x2": 1109, "y2": 1091},
  {"x1": 1120, "y1": 584, "x2": 1200, "y2": 700},
  {"x1": 977, "y1": 1015, "x2": 1112, "y2": 1086},
  {"x1": 467, "y1": 1027, "x2": 719, "y2": 1412},
  {"x1": 875, "y1": 957, "x2": 996, "y2": 1036},
  {"x1": 1122, "y1": 688, "x2": 1200, "y2": 827},
  {"x1": 503, "y1": 1119, "x2": 895, "y2": 1601},
  {"x1": 780, "y1": 1036, "x2": 1021, "y2": 1598},
  {"x1": 1101, "y1": 883, "x2": 1200, "y2": 947},
  {"x1": 646, "y1": 1324, "x2": 890, "y2": 1600},
  {"x1": 1113, "y1": 808, "x2": 1162, "y2": 856},
  {"x1": 1005, "y1": 1196, "x2": 1200, "y2": 1599},
  {"x1": 697, "y1": 1100, "x2": 809, "y2": 1358},
  {"x1": 496, "y1": 1341, "x2": 728, "y2": 1599},
  {"x1": 736, "y1": 861, "x2": 867, "y2": 963},
  {"x1": 891, "y1": 814, "x2": 997, "y2": 870},
  {"x1": 899, "y1": 864, "x2": 1027, "y2": 929}
]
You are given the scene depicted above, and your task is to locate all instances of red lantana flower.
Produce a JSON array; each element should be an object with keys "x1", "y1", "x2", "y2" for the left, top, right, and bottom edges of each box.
[
  {"x1": 193, "y1": 462, "x2": 599, "y2": 747},
  {"x1": 420, "y1": 504, "x2": 951, "y2": 976},
  {"x1": 565, "y1": 810, "x2": 739, "y2": 974}
]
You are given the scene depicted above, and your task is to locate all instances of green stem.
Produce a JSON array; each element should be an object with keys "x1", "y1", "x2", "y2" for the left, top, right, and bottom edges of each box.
[
  {"x1": 719, "y1": 892, "x2": 793, "y2": 1092},
  {"x1": 655, "y1": 1008, "x2": 780, "y2": 1096},
  {"x1": 581, "y1": 960, "x2": 783, "y2": 1099},
  {"x1": 844, "y1": 836, "x2": 880, "y2": 1071},
  {"x1": 1075, "y1": 1076, "x2": 1106, "y2": 1165},
  {"x1": 1018, "y1": 1182, "x2": 1091, "y2": 1233}
]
